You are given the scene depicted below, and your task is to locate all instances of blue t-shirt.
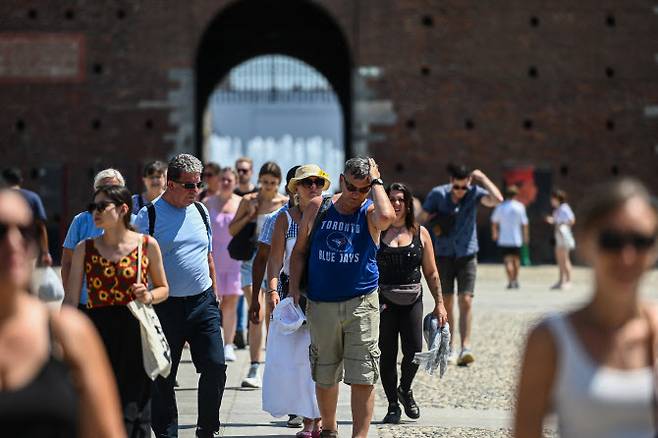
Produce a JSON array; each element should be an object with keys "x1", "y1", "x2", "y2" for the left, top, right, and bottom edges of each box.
[
  {"x1": 63, "y1": 211, "x2": 104, "y2": 304},
  {"x1": 134, "y1": 198, "x2": 213, "y2": 297},
  {"x1": 422, "y1": 184, "x2": 489, "y2": 257},
  {"x1": 307, "y1": 199, "x2": 378, "y2": 302},
  {"x1": 19, "y1": 188, "x2": 47, "y2": 221}
]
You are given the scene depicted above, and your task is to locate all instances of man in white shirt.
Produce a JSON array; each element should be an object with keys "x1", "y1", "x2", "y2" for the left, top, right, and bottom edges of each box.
[{"x1": 491, "y1": 186, "x2": 529, "y2": 289}]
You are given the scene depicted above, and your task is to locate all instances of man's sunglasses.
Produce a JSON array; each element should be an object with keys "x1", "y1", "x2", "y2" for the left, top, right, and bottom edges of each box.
[
  {"x1": 299, "y1": 177, "x2": 326, "y2": 188},
  {"x1": 598, "y1": 230, "x2": 657, "y2": 252},
  {"x1": 452, "y1": 184, "x2": 469, "y2": 191},
  {"x1": 0, "y1": 222, "x2": 35, "y2": 242},
  {"x1": 173, "y1": 181, "x2": 205, "y2": 190},
  {"x1": 87, "y1": 201, "x2": 115, "y2": 213},
  {"x1": 342, "y1": 175, "x2": 371, "y2": 194},
  {"x1": 236, "y1": 168, "x2": 250, "y2": 174}
]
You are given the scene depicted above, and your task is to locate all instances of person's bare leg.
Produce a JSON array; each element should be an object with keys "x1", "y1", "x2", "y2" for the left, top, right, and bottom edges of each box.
[
  {"x1": 503, "y1": 256, "x2": 514, "y2": 284},
  {"x1": 243, "y1": 286, "x2": 264, "y2": 363},
  {"x1": 220, "y1": 295, "x2": 239, "y2": 345},
  {"x1": 443, "y1": 293, "x2": 455, "y2": 348},
  {"x1": 316, "y1": 384, "x2": 339, "y2": 433},
  {"x1": 458, "y1": 294, "x2": 473, "y2": 349},
  {"x1": 513, "y1": 256, "x2": 521, "y2": 282},
  {"x1": 351, "y1": 384, "x2": 375, "y2": 438},
  {"x1": 563, "y1": 249, "x2": 572, "y2": 284}
]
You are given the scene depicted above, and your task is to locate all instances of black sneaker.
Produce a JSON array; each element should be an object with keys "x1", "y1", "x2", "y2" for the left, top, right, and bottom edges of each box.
[
  {"x1": 234, "y1": 330, "x2": 246, "y2": 349},
  {"x1": 195, "y1": 427, "x2": 220, "y2": 438},
  {"x1": 397, "y1": 386, "x2": 420, "y2": 419},
  {"x1": 382, "y1": 403, "x2": 401, "y2": 424}
]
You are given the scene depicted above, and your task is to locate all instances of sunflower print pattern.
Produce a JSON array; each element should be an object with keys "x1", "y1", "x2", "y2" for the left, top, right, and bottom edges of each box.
[{"x1": 84, "y1": 236, "x2": 150, "y2": 309}]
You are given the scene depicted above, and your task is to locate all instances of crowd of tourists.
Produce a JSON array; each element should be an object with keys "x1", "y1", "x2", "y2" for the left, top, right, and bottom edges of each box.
[{"x1": 0, "y1": 154, "x2": 656, "y2": 438}]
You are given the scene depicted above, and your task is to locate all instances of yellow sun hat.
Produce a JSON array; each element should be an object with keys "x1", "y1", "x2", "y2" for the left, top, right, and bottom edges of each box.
[{"x1": 287, "y1": 164, "x2": 331, "y2": 193}]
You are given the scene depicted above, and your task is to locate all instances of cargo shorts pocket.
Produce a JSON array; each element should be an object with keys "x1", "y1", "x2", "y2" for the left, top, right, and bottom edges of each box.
[{"x1": 344, "y1": 344, "x2": 381, "y2": 385}]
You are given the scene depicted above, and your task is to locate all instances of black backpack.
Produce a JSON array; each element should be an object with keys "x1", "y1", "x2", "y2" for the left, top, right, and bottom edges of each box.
[{"x1": 146, "y1": 201, "x2": 210, "y2": 237}]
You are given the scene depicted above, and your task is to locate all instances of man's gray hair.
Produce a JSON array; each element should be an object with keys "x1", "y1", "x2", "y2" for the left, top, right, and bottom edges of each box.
[
  {"x1": 344, "y1": 157, "x2": 370, "y2": 180},
  {"x1": 167, "y1": 153, "x2": 203, "y2": 181},
  {"x1": 93, "y1": 168, "x2": 126, "y2": 190}
]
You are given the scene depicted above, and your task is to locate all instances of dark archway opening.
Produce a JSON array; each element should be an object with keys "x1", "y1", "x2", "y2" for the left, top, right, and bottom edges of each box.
[{"x1": 195, "y1": 0, "x2": 352, "y2": 158}]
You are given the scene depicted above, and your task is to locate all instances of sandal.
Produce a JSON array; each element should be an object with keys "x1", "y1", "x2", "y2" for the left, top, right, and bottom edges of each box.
[{"x1": 295, "y1": 432, "x2": 313, "y2": 438}]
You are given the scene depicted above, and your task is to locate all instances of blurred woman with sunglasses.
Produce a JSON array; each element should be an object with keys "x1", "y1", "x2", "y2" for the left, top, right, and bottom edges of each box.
[
  {"x1": 263, "y1": 164, "x2": 330, "y2": 437},
  {"x1": 545, "y1": 189, "x2": 576, "y2": 290},
  {"x1": 65, "y1": 185, "x2": 169, "y2": 437},
  {"x1": 515, "y1": 178, "x2": 658, "y2": 438},
  {"x1": 0, "y1": 187, "x2": 125, "y2": 437},
  {"x1": 203, "y1": 167, "x2": 243, "y2": 362},
  {"x1": 229, "y1": 161, "x2": 288, "y2": 388},
  {"x1": 377, "y1": 182, "x2": 447, "y2": 424}
]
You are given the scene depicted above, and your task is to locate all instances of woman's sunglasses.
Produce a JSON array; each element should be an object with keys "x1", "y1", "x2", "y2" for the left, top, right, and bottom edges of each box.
[
  {"x1": 299, "y1": 177, "x2": 325, "y2": 188},
  {"x1": 87, "y1": 201, "x2": 115, "y2": 213},
  {"x1": 0, "y1": 222, "x2": 35, "y2": 242},
  {"x1": 598, "y1": 229, "x2": 657, "y2": 252}
]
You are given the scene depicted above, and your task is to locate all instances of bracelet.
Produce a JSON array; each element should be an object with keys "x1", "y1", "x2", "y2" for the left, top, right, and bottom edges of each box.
[{"x1": 267, "y1": 289, "x2": 278, "y2": 294}]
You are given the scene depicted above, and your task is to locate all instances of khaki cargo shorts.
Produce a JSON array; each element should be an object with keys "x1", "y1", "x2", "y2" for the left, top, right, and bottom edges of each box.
[{"x1": 306, "y1": 291, "x2": 381, "y2": 388}]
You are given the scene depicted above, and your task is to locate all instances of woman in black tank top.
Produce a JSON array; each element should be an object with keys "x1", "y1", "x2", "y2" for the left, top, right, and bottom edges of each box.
[
  {"x1": 376, "y1": 183, "x2": 447, "y2": 424},
  {"x1": 0, "y1": 188, "x2": 125, "y2": 437}
]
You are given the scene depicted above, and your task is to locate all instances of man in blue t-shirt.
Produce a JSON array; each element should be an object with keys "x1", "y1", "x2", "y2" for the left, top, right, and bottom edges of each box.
[
  {"x1": 418, "y1": 164, "x2": 502, "y2": 366},
  {"x1": 2, "y1": 167, "x2": 52, "y2": 266},
  {"x1": 134, "y1": 153, "x2": 225, "y2": 438},
  {"x1": 289, "y1": 157, "x2": 395, "y2": 438}
]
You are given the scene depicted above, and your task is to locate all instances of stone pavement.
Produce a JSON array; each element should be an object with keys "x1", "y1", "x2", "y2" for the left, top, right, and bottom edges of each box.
[{"x1": 156, "y1": 264, "x2": 658, "y2": 437}]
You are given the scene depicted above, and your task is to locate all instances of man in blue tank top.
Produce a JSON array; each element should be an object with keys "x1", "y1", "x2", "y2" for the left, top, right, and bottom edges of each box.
[{"x1": 289, "y1": 157, "x2": 395, "y2": 438}]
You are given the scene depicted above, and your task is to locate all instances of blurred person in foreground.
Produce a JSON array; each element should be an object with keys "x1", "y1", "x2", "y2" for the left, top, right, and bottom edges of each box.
[
  {"x1": 2, "y1": 167, "x2": 52, "y2": 266},
  {"x1": 515, "y1": 178, "x2": 658, "y2": 438},
  {"x1": 377, "y1": 182, "x2": 447, "y2": 424},
  {"x1": 66, "y1": 185, "x2": 169, "y2": 436},
  {"x1": 132, "y1": 161, "x2": 167, "y2": 214},
  {"x1": 417, "y1": 164, "x2": 502, "y2": 366},
  {"x1": 0, "y1": 187, "x2": 125, "y2": 437},
  {"x1": 491, "y1": 185, "x2": 529, "y2": 289},
  {"x1": 62, "y1": 168, "x2": 127, "y2": 309}
]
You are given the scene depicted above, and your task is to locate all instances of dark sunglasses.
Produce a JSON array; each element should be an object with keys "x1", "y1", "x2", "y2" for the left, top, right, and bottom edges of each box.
[
  {"x1": 299, "y1": 177, "x2": 325, "y2": 188},
  {"x1": 174, "y1": 181, "x2": 205, "y2": 190},
  {"x1": 203, "y1": 172, "x2": 217, "y2": 178},
  {"x1": 598, "y1": 230, "x2": 657, "y2": 252},
  {"x1": 0, "y1": 222, "x2": 35, "y2": 242},
  {"x1": 236, "y1": 168, "x2": 250, "y2": 174},
  {"x1": 452, "y1": 184, "x2": 469, "y2": 191},
  {"x1": 342, "y1": 174, "x2": 371, "y2": 194},
  {"x1": 87, "y1": 201, "x2": 115, "y2": 213}
]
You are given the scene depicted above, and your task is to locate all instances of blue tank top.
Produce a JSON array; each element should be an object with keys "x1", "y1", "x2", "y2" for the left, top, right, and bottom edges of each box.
[{"x1": 307, "y1": 199, "x2": 379, "y2": 302}]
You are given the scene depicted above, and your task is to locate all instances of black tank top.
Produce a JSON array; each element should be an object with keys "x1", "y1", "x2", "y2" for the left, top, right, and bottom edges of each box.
[
  {"x1": 377, "y1": 230, "x2": 423, "y2": 285},
  {"x1": 0, "y1": 318, "x2": 79, "y2": 437}
]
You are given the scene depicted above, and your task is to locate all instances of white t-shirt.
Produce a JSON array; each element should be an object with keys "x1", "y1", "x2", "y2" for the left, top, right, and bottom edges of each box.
[
  {"x1": 491, "y1": 199, "x2": 528, "y2": 247},
  {"x1": 553, "y1": 203, "x2": 575, "y2": 225}
]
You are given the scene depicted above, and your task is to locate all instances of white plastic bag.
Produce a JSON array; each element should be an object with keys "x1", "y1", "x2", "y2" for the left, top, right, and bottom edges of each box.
[
  {"x1": 272, "y1": 297, "x2": 306, "y2": 334},
  {"x1": 32, "y1": 267, "x2": 65, "y2": 302},
  {"x1": 262, "y1": 320, "x2": 320, "y2": 419}
]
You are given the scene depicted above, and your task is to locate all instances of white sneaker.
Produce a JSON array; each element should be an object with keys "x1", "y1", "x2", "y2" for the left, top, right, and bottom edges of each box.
[
  {"x1": 224, "y1": 344, "x2": 237, "y2": 362},
  {"x1": 447, "y1": 349, "x2": 458, "y2": 365},
  {"x1": 241, "y1": 363, "x2": 262, "y2": 388}
]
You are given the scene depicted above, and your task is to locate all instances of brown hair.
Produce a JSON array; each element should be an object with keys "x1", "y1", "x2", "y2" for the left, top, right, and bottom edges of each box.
[
  {"x1": 387, "y1": 182, "x2": 419, "y2": 234},
  {"x1": 93, "y1": 185, "x2": 134, "y2": 230},
  {"x1": 577, "y1": 178, "x2": 657, "y2": 234},
  {"x1": 203, "y1": 162, "x2": 221, "y2": 176},
  {"x1": 258, "y1": 161, "x2": 282, "y2": 180},
  {"x1": 552, "y1": 189, "x2": 568, "y2": 203},
  {"x1": 235, "y1": 157, "x2": 253, "y2": 168}
]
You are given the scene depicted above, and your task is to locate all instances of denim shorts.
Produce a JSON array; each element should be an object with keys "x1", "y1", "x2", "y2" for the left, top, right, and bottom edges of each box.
[{"x1": 240, "y1": 255, "x2": 267, "y2": 290}]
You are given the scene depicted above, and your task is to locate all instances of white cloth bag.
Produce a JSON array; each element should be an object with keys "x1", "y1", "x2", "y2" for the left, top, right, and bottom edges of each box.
[
  {"x1": 32, "y1": 266, "x2": 65, "y2": 302},
  {"x1": 126, "y1": 235, "x2": 172, "y2": 380},
  {"x1": 262, "y1": 303, "x2": 320, "y2": 419}
]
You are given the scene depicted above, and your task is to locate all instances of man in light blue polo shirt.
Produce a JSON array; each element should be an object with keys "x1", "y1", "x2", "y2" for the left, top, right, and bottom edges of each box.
[
  {"x1": 134, "y1": 153, "x2": 225, "y2": 438},
  {"x1": 418, "y1": 164, "x2": 502, "y2": 366}
]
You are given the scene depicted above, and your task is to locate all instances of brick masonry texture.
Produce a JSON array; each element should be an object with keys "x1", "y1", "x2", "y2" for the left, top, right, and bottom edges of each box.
[{"x1": 1, "y1": 1, "x2": 656, "y2": 262}]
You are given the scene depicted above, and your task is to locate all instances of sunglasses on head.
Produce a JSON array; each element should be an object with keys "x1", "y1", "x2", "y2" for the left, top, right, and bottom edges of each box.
[
  {"x1": 236, "y1": 168, "x2": 250, "y2": 174},
  {"x1": 452, "y1": 184, "x2": 469, "y2": 191},
  {"x1": 342, "y1": 175, "x2": 371, "y2": 194},
  {"x1": 598, "y1": 229, "x2": 657, "y2": 252},
  {"x1": 0, "y1": 222, "x2": 35, "y2": 243},
  {"x1": 299, "y1": 177, "x2": 325, "y2": 188},
  {"x1": 87, "y1": 201, "x2": 115, "y2": 213},
  {"x1": 174, "y1": 181, "x2": 205, "y2": 190}
]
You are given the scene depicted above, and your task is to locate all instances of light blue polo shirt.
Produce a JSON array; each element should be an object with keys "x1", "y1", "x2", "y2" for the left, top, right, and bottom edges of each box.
[
  {"x1": 63, "y1": 211, "x2": 104, "y2": 304},
  {"x1": 134, "y1": 198, "x2": 213, "y2": 297}
]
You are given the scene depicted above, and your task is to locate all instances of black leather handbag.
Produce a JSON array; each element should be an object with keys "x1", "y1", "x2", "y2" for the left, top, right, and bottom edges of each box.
[{"x1": 227, "y1": 221, "x2": 257, "y2": 261}]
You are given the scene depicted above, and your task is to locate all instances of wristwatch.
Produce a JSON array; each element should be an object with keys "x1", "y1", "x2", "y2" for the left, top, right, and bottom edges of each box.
[{"x1": 370, "y1": 178, "x2": 384, "y2": 187}]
